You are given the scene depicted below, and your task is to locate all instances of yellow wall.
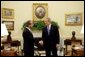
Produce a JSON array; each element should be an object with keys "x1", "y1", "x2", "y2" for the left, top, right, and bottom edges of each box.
[{"x1": 1, "y1": 1, "x2": 84, "y2": 41}]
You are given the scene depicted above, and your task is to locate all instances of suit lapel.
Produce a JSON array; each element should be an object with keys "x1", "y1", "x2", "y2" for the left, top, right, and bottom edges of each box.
[
  {"x1": 45, "y1": 26, "x2": 48, "y2": 35},
  {"x1": 26, "y1": 28, "x2": 33, "y2": 36}
]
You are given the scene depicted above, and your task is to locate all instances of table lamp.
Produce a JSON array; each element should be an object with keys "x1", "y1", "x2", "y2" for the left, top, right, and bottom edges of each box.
[
  {"x1": 1, "y1": 23, "x2": 8, "y2": 42},
  {"x1": 1, "y1": 23, "x2": 8, "y2": 50}
]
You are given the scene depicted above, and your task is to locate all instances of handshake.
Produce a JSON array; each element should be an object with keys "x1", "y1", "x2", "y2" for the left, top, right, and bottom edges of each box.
[
  {"x1": 38, "y1": 40, "x2": 60, "y2": 48},
  {"x1": 38, "y1": 40, "x2": 43, "y2": 46}
]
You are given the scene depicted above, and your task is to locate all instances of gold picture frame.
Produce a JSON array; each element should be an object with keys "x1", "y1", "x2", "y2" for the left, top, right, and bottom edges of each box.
[
  {"x1": 2, "y1": 21, "x2": 14, "y2": 30},
  {"x1": 33, "y1": 3, "x2": 48, "y2": 21},
  {"x1": 1, "y1": 8, "x2": 14, "y2": 19},
  {"x1": 65, "y1": 13, "x2": 82, "y2": 26}
]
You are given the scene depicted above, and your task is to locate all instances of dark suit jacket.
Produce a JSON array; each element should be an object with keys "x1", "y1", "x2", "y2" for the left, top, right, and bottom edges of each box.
[
  {"x1": 22, "y1": 28, "x2": 34, "y2": 54},
  {"x1": 42, "y1": 25, "x2": 60, "y2": 48}
]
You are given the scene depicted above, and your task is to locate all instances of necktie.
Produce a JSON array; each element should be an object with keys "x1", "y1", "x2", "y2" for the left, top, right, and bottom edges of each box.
[{"x1": 47, "y1": 26, "x2": 50, "y2": 35}]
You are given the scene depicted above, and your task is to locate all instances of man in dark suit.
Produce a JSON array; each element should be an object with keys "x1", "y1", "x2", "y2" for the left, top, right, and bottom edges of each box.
[
  {"x1": 22, "y1": 20, "x2": 34, "y2": 56},
  {"x1": 42, "y1": 18, "x2": 60, "y2": 56}
]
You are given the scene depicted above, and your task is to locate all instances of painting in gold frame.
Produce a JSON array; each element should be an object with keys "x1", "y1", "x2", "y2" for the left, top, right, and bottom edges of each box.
[
  {"x1": 33, "y1": 3, "x2": 48, "y2": 21},
  {"x1": 2, "y1": 21, "x2": 14, "y2": 30},
  {"x1": 1, "y1": 8, "x2": 14, "y2": 19},
  {"x1": 65, "y1": 13, "x2": 82, "y2": 26}
]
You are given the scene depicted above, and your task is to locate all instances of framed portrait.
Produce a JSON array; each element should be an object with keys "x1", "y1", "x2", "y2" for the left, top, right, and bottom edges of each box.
[
  {"x1": 2, "y1": 21, "x2": 14, "y2": 30},
  {"x1": 1, "y1": 8, "x2": 14, "y2": 19},
  {"x1": 33, "y1": 3, "x2": 48, "y2": 21},
  {"x1": 65, "y1": 13, "x2": 82, "y2": 26}
]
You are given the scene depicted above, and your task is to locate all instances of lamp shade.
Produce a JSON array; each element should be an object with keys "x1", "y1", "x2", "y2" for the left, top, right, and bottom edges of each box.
[
  {"x1": 1, "y1": 23, "x2": 8, "y2": 36},
  {"x1": 81, "y1": 25, "x2": 84, "y2": 34}
]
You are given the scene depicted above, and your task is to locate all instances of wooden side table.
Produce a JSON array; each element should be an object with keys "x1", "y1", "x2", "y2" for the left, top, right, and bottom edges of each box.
[
  {"x1": 72, "y1": 46, "x2": 84, "y2": 56},
  {"x1": 64, "y1": 39, "x2": 82, "y2": 55},
  {"x1": 1, "y1": 49, "x2": 17, "y2": 56},
  {"x1": 2, "y1": 40, "x2": 21, "y2": 53},
  {"x1": 1, "y1": 40, "x2": 21, "y2": 56}
]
